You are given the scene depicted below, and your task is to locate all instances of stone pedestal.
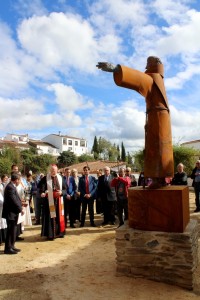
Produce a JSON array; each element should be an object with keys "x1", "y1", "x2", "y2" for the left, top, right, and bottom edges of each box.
[
  {"x1": 115, "y1": 220, "x2": 199, "y2": 290},
  {"x1": 128, "y1": 186, "x2": 189, "y2": 232}
]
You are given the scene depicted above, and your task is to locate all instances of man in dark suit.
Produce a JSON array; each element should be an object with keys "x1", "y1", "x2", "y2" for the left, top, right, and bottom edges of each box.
[
  {"x1": 78, "y1": 166, "x2": 97, "y2": 227},
  {"x1": 2, "y1": 172, "x2": 24, "y2": 254},
  {"x1": 97, "y1": 166, "x2": 117, "y2": 226},
  {"x1": 63, "y1": 167, "x2": 77, "y2": 228}
]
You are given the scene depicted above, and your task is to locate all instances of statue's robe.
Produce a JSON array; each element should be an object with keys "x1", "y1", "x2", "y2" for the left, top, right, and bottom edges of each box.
[{"x1": 114, "y1": 65, "x2": 174, "y2": 179}]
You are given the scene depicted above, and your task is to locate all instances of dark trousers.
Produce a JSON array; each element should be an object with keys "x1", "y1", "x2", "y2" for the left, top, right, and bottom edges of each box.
[
  {"x1": 75, "y1": 198, "x2": 81, "y2": 221},
  {"x1": 34, "y1": 196, "x2": 43, "y2": 222},
  {"x1": 102, "y1": 199, "x2": 115, "y2": 223},
  {"x1": 64, "y1": 197, "x2": 76, "y2": 226},
  {"x1": 5, "y1": 220, "x2": 17, "y2": 251},
  {"x1": 194, "y1": 182, "x2": 200, "y2": 209},
  {"x1": 81, "y1": 198, "x2": 94, "y2": 225},
  {"x1": 96, "y1": 197, "x2": 103, "y2": 214},
  {"x1": 117, "y1": 198, "x2": 128, "y2": 224}
]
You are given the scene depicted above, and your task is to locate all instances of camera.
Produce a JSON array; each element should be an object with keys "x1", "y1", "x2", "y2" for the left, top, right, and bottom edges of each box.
[{"x1": 112, "y1": 171, "x2": 118, "y2": 178}]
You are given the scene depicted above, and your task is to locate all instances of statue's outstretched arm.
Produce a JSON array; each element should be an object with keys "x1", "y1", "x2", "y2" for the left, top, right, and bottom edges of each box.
[{"x1": 96, "y1": 62, "x2": 120, "y2": 72}]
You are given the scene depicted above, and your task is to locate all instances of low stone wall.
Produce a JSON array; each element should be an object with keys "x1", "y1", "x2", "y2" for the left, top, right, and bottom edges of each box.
[{"x1": 116, "y1": 219, "x2": 199, "y2": 290}]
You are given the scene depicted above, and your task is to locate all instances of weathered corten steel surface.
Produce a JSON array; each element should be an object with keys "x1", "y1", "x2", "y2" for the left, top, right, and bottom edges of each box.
[
  {"x1": 114, "y1": 63, "x2": 174, "y2": 179},
  {"x1": 128, "y1": 186, "x2": 190, "y2": 233}
]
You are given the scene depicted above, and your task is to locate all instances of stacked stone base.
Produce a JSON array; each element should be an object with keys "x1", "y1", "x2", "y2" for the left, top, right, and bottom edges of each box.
[{"x1": 116, "y1": 219, "x2": 199, "y2": 290}]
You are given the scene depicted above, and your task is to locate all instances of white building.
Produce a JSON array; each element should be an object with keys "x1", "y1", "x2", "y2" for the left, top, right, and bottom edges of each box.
[
  {"x1": 5, "y1": 133, "x2": 29, "y2": 143},
  {"x1": 181, "y1": 140, "x2": 200, "y2": 151},
  {"x1": 42, "y1": 134, "x2": 88, "y2": 156},
  {"x1": 28, "y1": 140, "x2": 59, "y2": 156}
]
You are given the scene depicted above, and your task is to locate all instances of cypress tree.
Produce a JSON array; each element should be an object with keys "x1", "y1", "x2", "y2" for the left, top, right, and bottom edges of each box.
[
  {"x1": 91, "y1": 136, "x2": 99, "y2": 159},
  {"x1": 121, "y1": 141, "x2": 126, "y2": 162}
]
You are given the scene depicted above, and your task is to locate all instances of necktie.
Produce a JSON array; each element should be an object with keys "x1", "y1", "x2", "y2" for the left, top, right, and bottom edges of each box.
[{"x1": 85, "y1": 176, "x2": 89, "y2": 194}]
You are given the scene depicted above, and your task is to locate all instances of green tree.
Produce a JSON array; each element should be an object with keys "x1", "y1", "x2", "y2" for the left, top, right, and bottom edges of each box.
[
  {"x1": 78, "y1": 154, "x2": 95, "y2": 163},
  {"x1": 127, "y1": 151, "x2": 132, "y2": 165},
  {"x1": 117, "y1": 145, "x2": 120, "y2": 161},
  {"x1": 133, "y1": 145, "x2": 199, "y2": 174},
  {"x1": 98, "y1": 137, "x2": 112, "y2": 160},
  {"x1": 0, "y1": 157, "x2": 13, "y2": 175},
  {"x1": 0, "y1": 146, "x2": 21, "y2": 169},
  {"x1": 133, "y1": 149, "x2": 144, "y2": 171},
  {"x1": 20, "y1": 149, "x2": 35, "y2": 174},
  {"x1": 57, "y1": 151, "x2": 77, "y2": 168},
  {"x1": 173, "y1": 145, "x2": 199, "y2": 174},
  {"x1": 91, "y1": 136, "x2": 99, "y2": 159},
  {"x1": 121, "y1": 141, "x2": 126, "y2": 162},
  {"x1": 108, "y1": 144, "x2": 119, "y2": 161},
  {"x1": 32, "y1": 154, "x2": 56, "y2": 173}
]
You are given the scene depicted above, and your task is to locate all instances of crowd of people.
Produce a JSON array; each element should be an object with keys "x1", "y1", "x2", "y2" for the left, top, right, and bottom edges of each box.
[{"x1": 0, "y1": 160, "x2": 200, "y2": 254}]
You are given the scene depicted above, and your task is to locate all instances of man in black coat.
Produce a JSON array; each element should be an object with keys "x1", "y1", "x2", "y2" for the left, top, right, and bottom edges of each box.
[
  {"x1": 2, "y1": 172, "x2": 24, "y2": 254},
  {"x1": 97, "y1": 166, "x2": 116, "y2": 225}
]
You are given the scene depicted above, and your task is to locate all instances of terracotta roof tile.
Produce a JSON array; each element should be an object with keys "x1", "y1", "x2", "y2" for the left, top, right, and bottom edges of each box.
[{"x1": 61, "y1": 160, "x2": 127, "y2": 174}]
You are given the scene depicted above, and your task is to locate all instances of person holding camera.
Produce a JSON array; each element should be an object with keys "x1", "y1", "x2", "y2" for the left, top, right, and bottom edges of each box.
[{"x1": 111, "y1": 168, "x2": 131, "y2": 227}]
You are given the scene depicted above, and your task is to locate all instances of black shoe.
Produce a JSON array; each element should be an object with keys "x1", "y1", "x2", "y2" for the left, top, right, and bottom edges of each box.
[
  {"x1": 194, "y1": 208, "x2": 200, "y2": 213},
  {"x1": 90, "y1": 223, "x2": 96, "y2": 227},
  {"x1": 110, "y1": 221, "x2": 115, "y2": 225},
  {"x1": 70, "y1": 224, "x2": 76, "y2": 228},
  {"x1": 117, "y1": 222, "x2": 124, "y2": 228},
  {"x1": 16, "y1": 237, "x2": 24, "y2": 241},
  {"x1": 12, "y1": 247, "x2": 21, "y2": 252},
  {"x1": 34, "y1": 221, "x2": 40, "y2": 225},
  {"x1": 4, "y1": 249, "x2": 18, "y2": 254},
  {"x1": 59, "y1": 235, "x2": 65, "y2": 238},
  {"x1": 101, "y1": 222, "x2": 108, "y2": 226},
  {"x1": 80, "y1": 223, "x2": 84, "y2": 227}
]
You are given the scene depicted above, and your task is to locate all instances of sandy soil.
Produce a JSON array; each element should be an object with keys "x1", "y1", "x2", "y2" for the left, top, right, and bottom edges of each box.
[{"x1": 1, "y1": 191, "x2": 200, "y2": 300}]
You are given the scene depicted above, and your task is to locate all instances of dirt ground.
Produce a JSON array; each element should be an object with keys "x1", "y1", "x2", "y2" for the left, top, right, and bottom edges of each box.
[{"x1": 1, "y1": 191, "x2": 200, "y2": 300}]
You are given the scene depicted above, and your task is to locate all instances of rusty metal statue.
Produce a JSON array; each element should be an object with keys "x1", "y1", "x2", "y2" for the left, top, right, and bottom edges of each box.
[{"x1": 96, "y1": 57, "x2": 174, "y2": 188}]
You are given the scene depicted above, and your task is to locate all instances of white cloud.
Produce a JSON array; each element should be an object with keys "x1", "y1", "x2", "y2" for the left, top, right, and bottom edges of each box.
[
  {"x1": 157, "y1": 10, "x2": 200, "y2": 56},
  {"x1": 17, "y1": 13, "x2": 100, "y2": 72},
  {"x1": 0, "y1": 95, "x2": 82, "y2": 131},
  {"x1": 47, "y1": 83, "x2": 93, "y2": 111},
  {"x1": 170, "y1": 105, "x2": 200, "y2": 143},
  {"x1": 152, "y1": 0, "x2": 190, "y2": 24},
  {"x1": 89, "y1": 0, "x2": 148, "y2": 28},
  {"x1": 13, "y1": 0, "x2": 48, "y2": 18}
]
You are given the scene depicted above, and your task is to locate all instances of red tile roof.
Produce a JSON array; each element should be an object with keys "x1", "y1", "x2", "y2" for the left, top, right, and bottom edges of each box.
[
  {"x1": 0, "y1": 140, "x2": 30, "y2": 149},
  {"x1": 61, "y1": 160, "x2": 126, "y2": 174}
]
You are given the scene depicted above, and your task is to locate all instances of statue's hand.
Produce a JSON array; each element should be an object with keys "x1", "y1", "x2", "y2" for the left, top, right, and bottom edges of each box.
[{"x1": 96, "y1": 62, "x2": 117, "y2": 72}]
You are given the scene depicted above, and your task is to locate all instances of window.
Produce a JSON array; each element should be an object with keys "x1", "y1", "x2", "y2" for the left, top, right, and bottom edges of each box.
[
  {"x1": 80, "y1": 140, "x2": 85, "y2": 147},
  {"x1": 75, "y1": 141, "x2": 78, "y2": 146},
  {"x1": 68, "y1": 147, "x2": 72, "y2": 151},
  {"x1": 68, "y1": 140, "x2": 72, "y2": 145},
  {"x1": 63, "y1": 138, "x2": 67, "y2": 145}
]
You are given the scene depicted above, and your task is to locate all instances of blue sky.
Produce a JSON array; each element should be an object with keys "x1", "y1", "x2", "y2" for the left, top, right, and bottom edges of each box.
[{"x1": 0, "y1": 0, "x2": 200, "y2": 153}]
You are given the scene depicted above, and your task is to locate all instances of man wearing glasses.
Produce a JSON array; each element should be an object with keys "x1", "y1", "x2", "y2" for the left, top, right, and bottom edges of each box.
[
  {"x1": 125, "y1": 168, "x2": 137, "y2": 187},
  {"x1": 191, "y1": 160, "x2": 200, "y2": 212}
]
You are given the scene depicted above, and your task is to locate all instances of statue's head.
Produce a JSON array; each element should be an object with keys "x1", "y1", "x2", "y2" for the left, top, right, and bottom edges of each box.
[{"x1": 145, "y1": 56, "x2": 164, "y2": 77}]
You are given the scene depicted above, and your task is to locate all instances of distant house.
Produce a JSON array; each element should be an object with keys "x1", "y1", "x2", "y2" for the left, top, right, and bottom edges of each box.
[
  {"x1": 5, "y1": 133, "x2": 29, "y2": 144},
  {"x1": 42, "y1": 134, "x2": 88, "y2": 156},
  {"x1": 181, "y1": 140, "x2": 200, "y2": 151},
  {"x1": 28, "y1": 140, "x2": 59, "y2": 156}
]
